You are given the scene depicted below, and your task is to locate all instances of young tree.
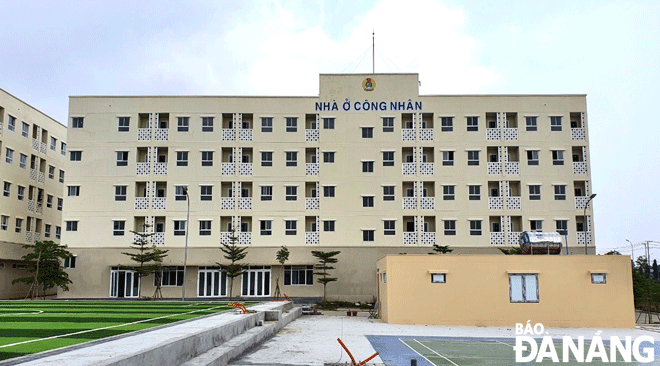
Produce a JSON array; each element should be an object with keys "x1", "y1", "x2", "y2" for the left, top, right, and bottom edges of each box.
[
  {"x1": 499, "y1": 247, "x2": 524, "y2": 255},
  {"x1": 311, "y1": 250, "x2": 340, "y2": 302},
  {"x1": 432, "y1": 245, "x2": 453, "y2": 254},
  {"x1": 218, "y1": 229, "x2": 248, "y2": 300},
  {"x1": 274, "y1": 246, "x2": 290, "y2": 300},
  {"x1": 122, "y1": 227, "x2": 169, "y2": 298},
  {"x1": 12, "y1": 240, "x2": 73, "y2": 300}
]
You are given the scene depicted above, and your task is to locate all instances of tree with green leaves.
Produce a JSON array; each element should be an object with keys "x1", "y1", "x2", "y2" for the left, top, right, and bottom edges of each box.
[
  {"x1": 499, "y1": 247, "x2": 524, "y2": 255},
  {"x1": 432, "y1": 245, "x2": 453, "y2": 254},
  {"x1": 274, "y1": 246, "x2": 290, "y2": 300},
  {"x1": 12, "y1": 240, "x2": 73, "y2": 300},
  {"x1": 312, "y1": 250, "x2": 340, "y2": 302},
  {"x1": 122, "y1": 227, "x2": 169, "y2": 298},
  {"x1": 217, "y1": 229, "x2": 248, "y2": 300}
]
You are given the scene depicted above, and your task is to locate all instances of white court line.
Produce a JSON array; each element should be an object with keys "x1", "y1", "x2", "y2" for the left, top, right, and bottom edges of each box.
[
  {"x1": 399, "y1": 338, "x2": 460, "y2": 366},
  {"x1": 0, "y1": 304, "x2": 228, "y2": 349},
  {"x1": 0, "y1": 310, "x2": 44, "y2": 317},
  {"x1": 494, "y1": 339, "x2": 514, "y2": 348},
  {"x1": 414, "y1": 340, "x2": 460, "y2": 366}
]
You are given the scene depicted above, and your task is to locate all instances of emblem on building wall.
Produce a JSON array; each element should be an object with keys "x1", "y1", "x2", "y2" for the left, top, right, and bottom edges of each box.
[{"x1": 362, "y1": 78, "x2": 375, "y2": 91}]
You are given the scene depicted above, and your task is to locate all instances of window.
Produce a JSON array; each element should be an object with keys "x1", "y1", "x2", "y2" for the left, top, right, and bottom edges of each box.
[
  {"x1": 467, "y1": 116, "x2": 479, "y2": 131},
  {"x1": 200, "y1": 185, "x2": 213, "y2": 201},
  {"x1": 22, "y1": 122, "x2": 29, "y2": 137},
  {"x1": 173, "y1": 220, "x2": 186, "y2": 236},
  {"x1": 469, "y1": 220, "x2": 482, "y2": 235},
  {"x1": 285, "y1": 186, "x2": 297, "y2": 201},
  {"x1": 468, "y1": 185, "x2": 481, "y2": 200},
  {"x1": 72, "y1": 117, "x2": 84, "y2": 129},
  {"x1": 529, "y1": 185, "x2": 541, "y2": 200},
  {"x1": 59, "y1": 170, "x2": 65, "y2": 183},
  {"x1": 362, "y1": 196, "x2": 374, "y2": 208},
  {"x1": 554, "y1": 185, "x2": 566, "y2": 200},
  {"x1": 260, "y1": 152, "x2": 272, "y2": 167},
  {"x1": 175, "y1": 185, "x2": 188, "y2": 201},
  {"x1": 5, "y1": 148, "x2": 13, "y2": 164},
  {"x1": 591, "y1": 273, "x2": 606, "y2": 284},
  {"x1": 442, "y1": 151, "x2": 454, "y2": 166},
  {"x1": 118, "y1": 116, "x2": 130, "y2": 132},
  {"x1": 285, "y1": 220, "x2": 296, "y2": 235},
  {"x1": 382, "y1": 152, "x2": 394, "y2": 166},
  {"x1": 526, "y1": 116, "x2": 537, "y2": 131},
  {"x1": 63, "y1": 256, "x2": 76, "y2": 269},
  {"x1": 0, "y1": 216, "x2": 7, "y2": 230},
  {"x1": 18, "y1": 154, "x2": 26, "y2": 169},
  {"x1": 323, "y1": 117, "x2": 335, "y2": 130},
  {"x1": 323, "y1": 151, "x2": 335, "y2": 163},
  {"x1": 286, "y1": 117, "x2": 297, "y2": 132},
  {"x1": 383, "y1": 186, "x2": 395, "y2": 201},
  {"x1": 46, "y1": 195, "x2": 53, "y2": 208},
  {"x1": 441, "y1": 117, "x2": 453, "y2": 132},
  {"x1": 55, "y1": 226, "x2": 61, "y2": 239},
  {"x1": 444, "y1": 220, "x2": 456, "y2": 235},
  {"x1": 285, "y1": 151, "x2": 297, "y2": 167},
  {"x1": 260, "y1": 117, "x2": 273, "y2": 132},
  {"x1": 362, "y1": 161, "x2": 374, "y2": 173},
  {"x1": 362, "y1": 230, "x2": 375, "y2": 241},
  {"x1": 15, "y1": 218, "x2": 23, "y2": 233},
  {"x1": 199, "y1": 151, "x2": 213, "y2": 166},
  {"x1": 323, "y1": 220, "x2": 335, "y2": 232},
  {"x1": 201, "y1": 116, "x2": 214, "y2": 132},
  {"x1": 284, "y1": 265, "x2": 314, "y2": 285},
  {"x1": 109, "y1": 185, "x2": 126, "y2": 201},
  {"x1": 260, "y1": 220, "x2": 272, "y2": 235},
  {"x1": 113, "y1": 220, "x2": 125, "y2": 236},
  {"x1": 45, "y1": 224, "x2": 51, "y2": 237},
  {"x1": 156, "y1": 267, "x2": 184, "y2": 286},
  {"x1": 384, "y1": 220, "x2": 395, "y2": 235},
  {"x1": 509, "y1": 274, "x2": 539, "y2": 303},
  {"x1": 169, "y1": 151, "x2": 185, "y2": 167},
  {"x1": 17, "y1": 186, "x2": 25, "y2": 200},
  {"x1": 443, "y1": 185, "x2": 455, "y2": 200},
  {"x1": 556, "y1": 220, "x2": 568, "y2": 235},
  {"x1": 260, "y1": 186, "x2": 272, "y2": 201},
  {"x1": 66, "y1": 220, "x2": 78, "y2": 232},
  {"x1": 550, "y1": 116, "x2": 562, "y2": 131},
  {"x1": 3, "y1": 182, "x2": 10, "y2": 197},
  {"x1": 530, "y1": 220, "x2": 542, "y2": 232},
  {"x1": 361, "y1": 127, "x2": 374, "y2": 138},
  {"x1": 199, "y1": 220, "x2": 211, "y2": 236},
  {"x1": 50, "y1": 137, "x2": 57, "y2": 150},
  {"x1": 57, "y1": 198, "x2": 63, "y2": 211},
  {"x1": 527, "y1": 150, "x2": 539, "y2": 166},
  {"x1": 116, "y1": 151, "x2": 128, "y2": 166},
  {"x1": 7, "y1": 115, "x2": 15, "y2": 131},
  {"x1": 323, "y1": 186, "x2": 335, "y2": 197},
  {"x1": 48, "y1": 165, "x2": 55, "y2": 179},
  {"x1": 552, "y1": 150, "x2": 564, "y2": 165},
  {"x1": 382, "y1": 117, "x2": 394, "y2": 132},
  {"x1": 431, "y1": 273, "x2": 446, "y2": 283},
  {"x1": 70, "y1": 151, "x2": 82, "y2": 161},
  {"x1": 177, "y1": 117, "x2": 189, "y2": 132},
  {"x1": 61, "y1": 142, "x2": 67, "y2": 155},
  {"x1": 67, "y1": 186, "x2": 80, "y2": 197},
  {"x1": 467, "y1": 151, "x2": 479, "y2": 166}
]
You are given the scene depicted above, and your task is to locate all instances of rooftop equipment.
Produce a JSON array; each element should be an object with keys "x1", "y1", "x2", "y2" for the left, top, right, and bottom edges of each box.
[{"x1": 519, "y1": 231, "x2": 563, "y2": 255}]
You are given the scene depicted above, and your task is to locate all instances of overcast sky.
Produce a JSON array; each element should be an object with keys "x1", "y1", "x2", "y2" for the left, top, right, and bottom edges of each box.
[{"x1": 2, "y1": 0, "x2": 659, "y2": 258}]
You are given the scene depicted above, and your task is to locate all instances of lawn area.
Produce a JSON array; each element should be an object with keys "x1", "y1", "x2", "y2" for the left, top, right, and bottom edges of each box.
[{"x1": 0, "y1": 300, "x2": 241, "y2": 361}]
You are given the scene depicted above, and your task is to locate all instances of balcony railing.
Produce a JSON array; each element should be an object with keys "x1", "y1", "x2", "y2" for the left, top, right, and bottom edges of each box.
[
  {"x1": 239, "y1": 129, "x2": 253, "y2": 141},
  {"x1": 421, "y1": 231, "x2": 436, "y2": 245},
  {"x1": 488, "y1": 197, "x2": 503, "y2": 210},
  {"x1": 508, "y1": 232, "x2": 522, "y2": 245},
  {"x1": 38, "y1": 171, "x2": 45, "y2": 183},
  {"x1": 490, "y1": 232, "x2": 505, "y2": 245},
  {"x1": 575, "y1": 196, "x2": 590, "y2": 210},
  {"x1": 420, "y1": 197, "x2": 435, "y2": 210},
  {"x1": 305, "y1": 197, "x2": 320, "y2": 210},
  {"x1": 577, "y1": 231, "x2": 592, "y2": 245},
  {"x1": 403, "y1": 197, "x2": 416, "y2": 210},
  {"x1": 486, "y1": 128, "x2": 500, "y2": 140},
  {"x1": 26, "y1": 231, "x2": 32, "y2": 243},
  {"x1": 152, "y1": 232, "x2": 165, "y2": 245},
  {"x1": 222, "y1": 163, "x2": 235, "y2": 175},
  {"x1": 154, "y1": 128, "x2": 168, "y2": 141},
  {"x1": 507, "y1": 196, "x2": 522, "y2": 210},
  {"x1": 419, "y1": 128, "x2": 434, "y2": 141},
  {"x1": 306, "y1": 129, "x2": 319, "y2": 142},
  {"x1": 135, "y1": 197, "x2": 149, "y2": 210},
  {"x1": 402, "y1": 128, "x2": 415, "y2": 141},
  {"x1": 153, "y1": 162, "x2": 167, "y2": 175},
  {"x1": 30, "y1": 168, "x2": 37, "y2": 181},
  {"x1": 402, "y1": 163, "x2": 416, "y2": 175},
  {"x1": 306, "y1": 163, "x2": 319, "y2": 176},
  {"x1": 305, "y1": 231, "x2": 319, "y2": 244},
  {"x1": 503, "y1": 128, "x2": 518, "y2": 141},
  {"x1": 40, "y1": 142, "x2": 47, "y2": 154},
  {"x1": 573, "y1": 162, "x2": 588, "y2": 174},
  {"x1": 403, "y1": 232, "x2": 417, "y2": 244},
  {"x1": 136, "y1": 162, "x2": 150, "y2": 175},
  {"x1": 222, "y1": 129, "x2": 236, "y2": 141},
  {"x1": 138, "y1": 128, "x2": 151, "y2": 140},
  {"x1": 152, "y1": 197, "x2": 166, "y2": 210},
  {"x1": 239, "y1": 232, "x2": 251, "y2": 245},
  {"x1": 571, "y1": 128, "x2": 586, "y2": 140},
  {"x1": 221, "y1": 197, "x2": 234, "y2": 210},
  {"x1": 487, "y1": 162, "x2": 502, "y2": 175},
  {"x1": 504, "y1": 162, "x2": 520, "y2": 175},
  {"x1": 36, "y1": 202, "x2": 43, "y2": 214},
  {"x1": 238, "y1": 197, "x2": 252, "y2": 210},
  {"x1": 28, "y1": 200, "x2": 35, "y2": 211},
  {"x1": 239, "y1": 163, "x2": 252, "y2": 175},
  {"x1": 419, "y1": 162, "x2": 434, "y2": 175},
  {"x1": 32, "y1": 139, "x2": 40, "y2": 151}
]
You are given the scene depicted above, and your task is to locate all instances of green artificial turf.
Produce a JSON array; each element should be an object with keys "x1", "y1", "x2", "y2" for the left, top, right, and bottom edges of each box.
[{"x1": 0, "y1": 301, "x2": 246, "y2": 361}]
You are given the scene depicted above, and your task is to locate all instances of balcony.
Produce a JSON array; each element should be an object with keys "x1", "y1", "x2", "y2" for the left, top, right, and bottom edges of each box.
[
  {"x1": 152, "y1": 232, "x2": 165, "y2": 245},
  {"x1": 36, "y1": 202, "x2": 43, "y2": 214},
  {"x1": 420, "y1": 197, "x2": 435, "y2": 210},
  {"x1": 504, "y1": 162, "x2": 520, "y2": 175},
  {"x1": 421, "y1": 231, "x2": 436, "y2": 245},
  {"x1": 152, "y1": 197, "x2": 166, "y2": 210},
  {"x1": 305, "y1": 197, "x2": 319, "y2": 210},
  {"x1": 306, "y1": 129, "x2": 319, "y2": 142},
  {"x1": 38, "y1": 171, "x2": 45, "y2": 183},
  {"x1": 573, "y1": 162, "x2": 588, "y2": 174},
  {"x1": 135, "y1": 197, "x2": 149, "y2": 210},
  {"x1": 507, "y1": 196, "x2": 521, "y2": 210},
  {"x1": 403, "y1": 197, "x2": 416, "y2": 210},
  {"x1": 26, "y1": 232, "x2": 32, "y2": 243},
  {"x1": 154, "y1": 128, "x2": 168, "y2": 141},
  {"x1": 577, "y1": 231, "x2": 592, "y2": 245},
  {"x1": 571, "y1": 128, "x2": 586, "y2": 140},
  {"x1": 239, "y1": 129, "x2": 253, "y2": 142},
  {"x1": 30, "y1": 168, "x2": 37, "y2": 181},
  {"x1": 306, "y1": 163, "x2": 319, "y2": 176},
  {"x1": 138, "y1": 128, "x2": 151, "y2": 141},
  {"x1": 40, "y1": 142, "x2": 47, "y2": 154},
  {"x1": 239, "y1": 163, "x2": 252, "y2": 175},
  {"x1": 575, "y1": 196, "x2": 590, "y2": 210},
  {"x1": 402, "y1": 163, "x2": 416, "y2": 175},
  {"x1": 305, "y1": 231, "x2": 319, "y2": 244},
  {"x1": 419, "y1": 162, "x2": 434, "y2": 175},
  {"x1": 136, "y1": 162, "x2": 150, "y2": 175},
  {"x1": 221, "y1": 197, "x2": 234, "y2": 210},
  {"x1": 222, "y1": 129, "x2": 236, "y2": 141},
  {"x1": 402, "y1": 129, "x2": 415, "y2": 141},
  {"x1": 490, "y1": 232, "x2": 505, "y2": 245},
  {"x1": 238, "y1": 197, "x2": 252, "y2": 210},
  {"x1": 222, "y1": 163, "x2": 235, "y2": 175},
  {"x1": 403, "y1": 232, "x2": 417, "y2": 244},
  {"x1": 419, "y1": 128, "x2": 434, "y2": 141},
  {"x1": 503, "y1": 128, "x2": 518, "y2": 141},
  {"x1": 488, "y1": 197, "x2": 503, "y2": 210},
  {"x1": 487, "y1": 162, "x2": 502, "y2": 175},
  {"x1": 32, "y1": 139, "x2": 40, "y2": 151},
  {"x1": 239, "y1": 232, "x2": 251, "y2": 245},
  {"x1": 508, "y1": 232, "x2": 522, "y2": 245},
  {"x1": 28, "y1": 200, "x2": 35, "y2": 212},
  {"x1": 486, "y1": 128, "x2": 500, "y2": 140},
  {"x1": 153, "y1": 162, "x2": 167, "y2": 175},
  {"x1": 34, "y1": 232, "x2": 41, "y2": 242}
]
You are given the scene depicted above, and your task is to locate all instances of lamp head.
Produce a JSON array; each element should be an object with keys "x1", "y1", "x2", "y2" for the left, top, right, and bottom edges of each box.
[{"x1": 589, "y1": 193, "x2": 597, "y2": 199}]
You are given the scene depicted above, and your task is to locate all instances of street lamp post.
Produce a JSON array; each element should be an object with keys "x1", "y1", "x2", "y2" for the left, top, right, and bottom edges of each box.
[
  {"x1": 181, "y1": 187, "x2": 190, "y2": 301},
  {"x1": 583, "y1": 193, "x2": 596, "y2": 255},
  {"x1": 626, "y1": 239, "x2": 634, "y2": 263}
]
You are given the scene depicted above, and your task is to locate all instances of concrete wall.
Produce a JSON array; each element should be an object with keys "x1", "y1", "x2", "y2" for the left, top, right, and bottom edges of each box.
[{"x1": 377, "y1": 254, "x2": 635, "y2": 328}]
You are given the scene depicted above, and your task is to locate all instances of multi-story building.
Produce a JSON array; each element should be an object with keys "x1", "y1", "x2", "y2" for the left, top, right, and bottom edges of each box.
[
  {"x1": 62, "y1": 73, "x2": 594, "y2": 301},
  {"x1": 0, "y1": 88, "x2": 68, "y2": 299}
]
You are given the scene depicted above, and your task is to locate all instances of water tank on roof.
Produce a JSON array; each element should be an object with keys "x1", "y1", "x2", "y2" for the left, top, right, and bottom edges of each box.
[{"x1": 519, "y1": 231, "x2": 563, "y2": 255}]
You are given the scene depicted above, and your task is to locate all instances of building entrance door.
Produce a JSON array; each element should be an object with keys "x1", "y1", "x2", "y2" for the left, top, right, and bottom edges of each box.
[{"x1": 110, "y1": 267, "x2": 139, "y2": 298}]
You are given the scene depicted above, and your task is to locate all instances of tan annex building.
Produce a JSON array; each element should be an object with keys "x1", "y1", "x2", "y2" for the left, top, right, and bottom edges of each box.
[
  {"x1": 0, "y1": 88, "x2": 68, "y2": 299},
  {"x1": 377, "y1": 255, "x2": 634, "y2": 329},
  {"x1": 62, "y1": 73, "x2": 594, "y2": 301}
]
